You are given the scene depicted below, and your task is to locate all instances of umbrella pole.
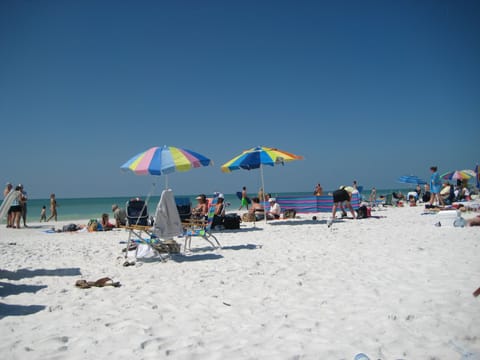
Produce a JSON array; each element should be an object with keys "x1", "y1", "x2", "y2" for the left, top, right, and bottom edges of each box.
[{"x1": 260, "y1": 164, "x2": 267, "y2": 224}]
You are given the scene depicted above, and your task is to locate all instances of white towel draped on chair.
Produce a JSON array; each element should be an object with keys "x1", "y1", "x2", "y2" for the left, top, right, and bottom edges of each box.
[{"x1": 152, "y1": 189, "x2": 183, "y2": 239}]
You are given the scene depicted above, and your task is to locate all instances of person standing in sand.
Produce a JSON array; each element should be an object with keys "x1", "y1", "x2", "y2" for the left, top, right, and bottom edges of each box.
[
  {"x1": 4, "y1": 182, "x2": 13, "y2": 227},
  {"x1": 18, "y1": 184, "x2": 28, "y2": 227},
  {"x1": 47, "y1": 193, "x2": 58, "y2": 221},
  {"x1": 428, "y1": 166, "x2": 444, "y2": 206},
  {"x1": 314, "y1": 183, "x2": 323, "y2": 196},
  {"x1": 258, "y1": 187, "x2": 265, "y2": 202}
]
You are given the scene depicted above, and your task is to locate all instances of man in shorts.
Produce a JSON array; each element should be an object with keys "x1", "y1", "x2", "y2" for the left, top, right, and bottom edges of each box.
[{"x1": 328, "y1": 186, "x2": 356, "y2": 227}]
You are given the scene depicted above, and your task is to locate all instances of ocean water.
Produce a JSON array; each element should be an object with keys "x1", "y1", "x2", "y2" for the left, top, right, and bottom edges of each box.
[{"x1": 17, "y1": 188, "x2": 408, "y2": 223}]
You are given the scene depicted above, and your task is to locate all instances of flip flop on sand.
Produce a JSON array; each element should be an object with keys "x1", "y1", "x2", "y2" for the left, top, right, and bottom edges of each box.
[{"x1": 75, "y1": 277, "x2": 121, "y2": 289}]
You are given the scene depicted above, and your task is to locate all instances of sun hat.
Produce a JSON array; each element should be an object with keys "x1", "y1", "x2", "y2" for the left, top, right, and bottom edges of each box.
[
  {"x1": 218, "y1": 193, "x2": 224, "y2": 199},
  {"x1": 269, "y1": 197, "x2": 276, "y2": 202}
]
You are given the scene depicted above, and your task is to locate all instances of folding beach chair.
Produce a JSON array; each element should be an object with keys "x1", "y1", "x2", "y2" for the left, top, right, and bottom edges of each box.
[
  {"x1": 175, "y1": 196, "x2": 192, "y2": 222},
  {"x1": 382, "y1": 194, "x2": 393, "y2": 206},
  {"x1": 123, "y1": 190, "x2": 183, "y2": 261},
  {"x1": 126, "y1": 198, "x2": 149, "y2": 226},
  {"x1": 182, "y1": 193, "x2": 221, "y2": 252}
]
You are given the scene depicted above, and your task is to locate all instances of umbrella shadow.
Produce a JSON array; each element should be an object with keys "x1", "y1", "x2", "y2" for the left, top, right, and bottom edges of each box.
[
  {"x1": 220, "y1": 244, "x2": 262, "y2": 251},
  {"x1": 0, "y1": 303, "x2": 46, "y2": 319},
  {"x1": 170, "y1": 253, "x2": 223, "y2": 263},
  {"x1": 0, "y1": 282, "x2": 47, "y2": 297},
  {"x1": 214, "y1": 226, "x2": 263, "y2": 233},
  {"x1": 268, "y1": 219, "x2": 329, "y2": 226},
  {"x1": 0, "y1": 268, "x2": 82, "y2": 280}
]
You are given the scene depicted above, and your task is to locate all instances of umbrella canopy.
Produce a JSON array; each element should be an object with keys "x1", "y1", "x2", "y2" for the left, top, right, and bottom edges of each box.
[
  {"x1": 121, "y1": 145, "x2": 212, "y2": 175},
  {"x1": 221, "y1": 146, "x2": 303, "y2": 223},
  {"x1": 397, "y1": 175, "x2": 427, "y2": 185},
  {"x1": 440, "y1": 169, "x2": 476, "y2": 181},
  {"x1": 221, "y1": 146, "x2": 303, "y2": 172},
  {"x1": 121, "y1": 145, "x2": 213, "y2": 188}
]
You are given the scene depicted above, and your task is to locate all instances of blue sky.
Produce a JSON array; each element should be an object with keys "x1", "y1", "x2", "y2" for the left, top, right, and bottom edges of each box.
[{"x1": 1, "y1": 0, "x2": 479, "y2": 199}]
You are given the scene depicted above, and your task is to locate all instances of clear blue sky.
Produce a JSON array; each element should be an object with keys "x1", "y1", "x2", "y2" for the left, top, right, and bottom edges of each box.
[{"x1": 1, "y1": 0, "x2": 479, "y2": 199}]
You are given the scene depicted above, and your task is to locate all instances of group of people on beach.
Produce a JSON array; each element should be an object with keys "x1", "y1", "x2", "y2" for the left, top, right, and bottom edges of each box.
[
  {"x1": 3, "y1": 182, "x2": 28, "y2": 228},
  {"x1": 3, "y1": 163, "x2": 479, "y2": 230},
  {"x1": 236, "y1": 186, "x2": 282, "y2": 222}
]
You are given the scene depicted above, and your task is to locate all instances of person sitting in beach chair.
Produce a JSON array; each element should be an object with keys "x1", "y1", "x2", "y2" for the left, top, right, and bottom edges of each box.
[
  {"x1": 211, "y1": 194, "x2": 226, "y2": 229},
  {"x1": 182, "y1": 193, "x2": 221, "y2": 251},
  {"x1": 192, "y1": 194, "x2": 209, "y2": 219}
]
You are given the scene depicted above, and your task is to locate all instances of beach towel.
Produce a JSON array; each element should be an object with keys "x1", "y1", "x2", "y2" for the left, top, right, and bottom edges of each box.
[{"x1": 152, "y1": 189, "x2": 183, "y2": 239}]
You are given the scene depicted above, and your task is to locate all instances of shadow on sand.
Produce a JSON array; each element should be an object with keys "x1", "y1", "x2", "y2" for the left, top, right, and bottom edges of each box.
[
  {"x1": 0, "y1": 267, "x2": 81, "y2": 319},
  {"x1": 0, "y1": 303, "x2": 46, "y2": 319},
  {"x1": 0, "y1": 267, "x2": 81, "y2": 281}
]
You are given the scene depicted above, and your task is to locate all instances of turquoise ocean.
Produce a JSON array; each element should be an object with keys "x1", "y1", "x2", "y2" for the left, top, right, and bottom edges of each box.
[{"x1": 21, "y1": 188, "x2": 411, "y2": 223}]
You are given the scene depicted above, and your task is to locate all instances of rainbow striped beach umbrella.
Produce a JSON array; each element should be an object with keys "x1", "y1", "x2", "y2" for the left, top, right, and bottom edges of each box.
[
  {"x1": 121, "y1": 145, "x2": 213, "y2": 187},
  {"x1": 440, "y1": 169, "x2": 476, "y2": 181},
  {"x1": 221, "y1": 146, "x2": 303, "y2": 222},
  {"x1": 221, "y1": 146, "x2": 303, "y2": 172}
]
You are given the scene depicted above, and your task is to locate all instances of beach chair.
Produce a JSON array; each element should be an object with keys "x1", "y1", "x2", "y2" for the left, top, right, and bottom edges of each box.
[
  {"x1": 126, "y1": 198, "x2": 149, "y2": 226},
  {"x1": 175, "y1": 196, "x2": 192, "y2": 222},
  {"x1": 182, "y1": 193, "x2": 221, "y2": 252},
  {"x1": 124, "y1": 190, "x2": 183, "y2": 261},
  {"x1": 382, "y1": 194, "x2": 393, "y2": 206}
]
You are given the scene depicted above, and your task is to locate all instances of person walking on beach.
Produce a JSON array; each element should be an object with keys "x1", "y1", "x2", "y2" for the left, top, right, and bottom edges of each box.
[
  {"x1": 47, "y1": 193, "x2": 58, "y2": 221},
  {"x1": 239, "y1": 186, "x2": 249, "y2": 210},
  {"x1": 328, "y1": 186, "x2": 356, "y2": 227},
  {"x1": 369, "y1": 187, "x2": 377, "y2": 207},
  {"x1": 428, "y1": 166, "x2": 444, "y2": 206}
]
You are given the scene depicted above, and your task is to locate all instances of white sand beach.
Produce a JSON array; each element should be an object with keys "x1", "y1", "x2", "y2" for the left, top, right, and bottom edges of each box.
[{"x1": 1, "y1": 205, "x2": 479, "y2": 360}]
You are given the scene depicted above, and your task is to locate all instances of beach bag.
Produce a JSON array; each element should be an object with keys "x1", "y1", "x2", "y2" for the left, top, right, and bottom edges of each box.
[
  {"x1": 62, "y1": 223, "x2": 78, "y2": 232},
  {"x1": 283, "y1": 209, "x2": 296, "y2": 219},
  {"x1": 88, "y1": 219, "x2": 98, "y2": 232},
  {"x1": 357, "y1": 205, "x2": 368, "y2": 219},
  {"x1": 224, "y1": 214, "x2": 241, "y2": 229},
  {"x1": 241, "y1": 213, "x2": 255, "y2": 222}
]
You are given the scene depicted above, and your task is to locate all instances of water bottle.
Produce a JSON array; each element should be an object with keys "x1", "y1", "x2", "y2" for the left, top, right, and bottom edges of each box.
[{"x1": 454, "y1": 211, "x2": 466, "y2": 228}]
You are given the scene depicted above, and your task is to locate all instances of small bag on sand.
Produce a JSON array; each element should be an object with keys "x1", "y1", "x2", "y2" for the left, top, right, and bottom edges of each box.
[
  {"x1": 242, "y1": 213, "x2": 255, "y2": 222},
  {"x1": 283, "y1": 209, "x2": 296, "y2": 219}
]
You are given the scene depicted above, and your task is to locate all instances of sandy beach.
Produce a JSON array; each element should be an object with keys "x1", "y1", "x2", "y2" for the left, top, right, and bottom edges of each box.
[{"x1": 1, "y1": 205, "x2": 479, "y2": 360}]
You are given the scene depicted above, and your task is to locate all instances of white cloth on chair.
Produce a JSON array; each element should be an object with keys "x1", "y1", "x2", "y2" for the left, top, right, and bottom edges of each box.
[{"x1": 152, "y1": 189, "x2": 183, "y2": 239}]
